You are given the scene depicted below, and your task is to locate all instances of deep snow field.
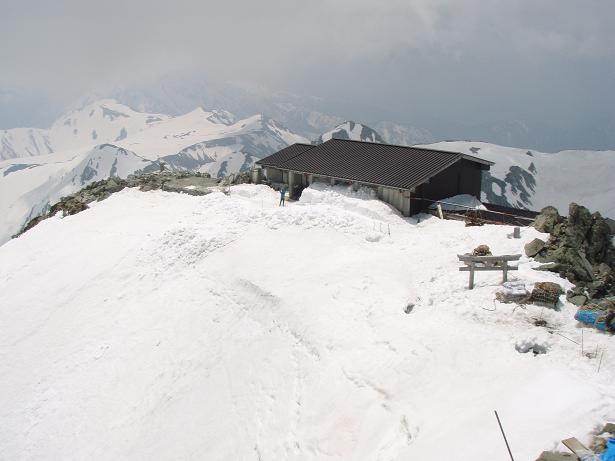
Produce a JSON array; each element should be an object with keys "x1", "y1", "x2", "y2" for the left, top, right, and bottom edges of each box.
[{"x1": 0, "y1": 184, "x2": 613, "y2": 460}]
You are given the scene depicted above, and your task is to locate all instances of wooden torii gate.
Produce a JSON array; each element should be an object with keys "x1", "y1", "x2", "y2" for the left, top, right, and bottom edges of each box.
[{"x1": 458, "y1": 254, "x2": 521, "y2": 289}]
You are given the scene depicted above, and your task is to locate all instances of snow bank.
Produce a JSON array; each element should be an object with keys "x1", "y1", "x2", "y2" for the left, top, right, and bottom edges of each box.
[
  {"x1": 229, "y1": 183, "x2": 278, "y2": 200},
  {"x1": 429, "y1": 193, "x2": 487, "y2": 212},
  {"x1": 299, "y1": 182, "x2": 405, "y2": 223},
  {"x1": 0, "y1": 185, "x2": 613, "y2": 461}
]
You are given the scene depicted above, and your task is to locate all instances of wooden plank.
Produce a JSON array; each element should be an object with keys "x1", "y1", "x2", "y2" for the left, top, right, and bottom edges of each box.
[
  {"x1": 561, "y1": 437, "x2": 594, "y2": 457},
  {"x1": 437, "y1": 203, "x2": 444, "y2": 219},
  {"x1": 459, "y1": 266, "x2": 518, "y2": 272},
  {"x1": 503, "y1": 260, "x2": 509, "y2": 282},
  {"x1": 469, "y1": 261, "x2": 475, "y2": 289},
  {"x1": 458, "y1": 254, "x2": 521, "y2": 262}
]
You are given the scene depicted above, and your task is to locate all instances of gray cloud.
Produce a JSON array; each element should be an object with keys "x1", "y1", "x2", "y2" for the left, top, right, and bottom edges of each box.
[{"x1": 2, "y1": 0, "x2": 615, "y2": 150}]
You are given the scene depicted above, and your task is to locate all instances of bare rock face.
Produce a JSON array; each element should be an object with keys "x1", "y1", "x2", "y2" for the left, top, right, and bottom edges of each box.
[
  {"x1": 524, "y1": 238, "x2": 546, "y2": 257},
  {"x1": 533, "y1": 206, "x2": 561, "y2": 233},
  {"x1": 529, "y1": 202, "x2": 615, "y2": 304}
]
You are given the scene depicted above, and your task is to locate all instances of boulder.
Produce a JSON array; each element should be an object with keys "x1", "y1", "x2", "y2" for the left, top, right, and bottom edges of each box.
[
  {"x1": 548, "y1": 245, "x2": 594, "y2": 283},
  {"x1": 525, "y1": 238, "x2": 546, "y2": 257},
  {"x1": 533, "y1": 206, "x2": 561, "y2": 233},
  {"x1": 587, "y1": 213, "x2": 611, "y2": 262},
  {"x1": 535, "y1": 262, "x2": 561, "y2": 272},
  {"x1": 472, "y1": 244, "x2": 492, "y2": 256},
  {"x1": 567, "y1": 287, "x2": 587, "y2": 306},
  {"x1": 564, "y1": 202, "x2": 592, "y2": 247},
  {"x1": 104, "y1": 178, "x2": 124, "y2": 193},
  {"x1": 568, "y1": 294, "x2": 587, "y2": 306}
]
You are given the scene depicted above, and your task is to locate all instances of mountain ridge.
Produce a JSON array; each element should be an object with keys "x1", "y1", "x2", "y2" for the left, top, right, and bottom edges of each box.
[{"x1": 2, "y1": 101, "x2": 614, "y2": 247}]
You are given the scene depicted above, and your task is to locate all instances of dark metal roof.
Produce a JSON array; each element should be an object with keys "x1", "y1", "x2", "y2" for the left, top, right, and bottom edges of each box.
[
  {"x1": 258, "y1": 138, "x2": 492, "y2": 190},
  {"x1": 256, "y1": 143, "x2": 314, "y2": 167}
]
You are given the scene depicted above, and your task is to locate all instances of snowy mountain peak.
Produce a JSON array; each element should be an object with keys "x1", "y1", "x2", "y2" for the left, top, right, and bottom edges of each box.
[
  {"x1": 206, "y1": 109, "x2": 236, "y2": 126},
  {"x1": 315, "y1": 121, "x2": 385, "y2": 144},
  {"x1": 49, "y1": 99, "x2": 171, "y2": 152}
]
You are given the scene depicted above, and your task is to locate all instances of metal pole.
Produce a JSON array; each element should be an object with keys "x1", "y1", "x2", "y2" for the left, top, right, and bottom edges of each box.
[{"x1": 494, "y1": 410, "x2": 515, "y2": 461}]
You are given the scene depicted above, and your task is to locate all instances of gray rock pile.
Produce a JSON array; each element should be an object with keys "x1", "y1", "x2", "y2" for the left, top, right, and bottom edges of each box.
[
  {"x1": 524, "y1": 203, "x2": 615, "y2": 305},
  {"x1": 472, "y1": 244, "x2": 492, "y2": 256},
  {"x1": 15, "y1": 171, "x2": 250, "y2": 238}
]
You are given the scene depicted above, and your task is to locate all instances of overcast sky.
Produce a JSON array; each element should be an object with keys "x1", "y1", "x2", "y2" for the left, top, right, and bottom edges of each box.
[{"x1": 2, "y1": 0, "x2": 615, "y2": 148}]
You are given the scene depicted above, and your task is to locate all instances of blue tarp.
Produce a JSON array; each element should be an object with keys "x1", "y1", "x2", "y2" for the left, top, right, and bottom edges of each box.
[
  {"x1": 575, "y1": 308, "x2": 614, "y2": 332},
  {"x1": 602, "y1": 438, "x2": 615, "y2": 461}
]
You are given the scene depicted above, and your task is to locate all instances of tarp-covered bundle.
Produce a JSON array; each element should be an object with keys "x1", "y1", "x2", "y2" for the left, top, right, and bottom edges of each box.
[{"x1": 574, "y1": 297, "x2": 615, "y2": 332}]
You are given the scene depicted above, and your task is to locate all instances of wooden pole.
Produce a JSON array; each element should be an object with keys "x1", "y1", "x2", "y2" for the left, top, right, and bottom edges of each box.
[{"x1": 494, "y1": 410, "x2": 515, "y2": 461}]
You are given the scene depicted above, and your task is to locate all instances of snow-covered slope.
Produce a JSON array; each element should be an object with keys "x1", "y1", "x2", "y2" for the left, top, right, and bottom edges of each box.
[
  {"x1": 49, "y1": 99, "x2": 172, "y2": 152},
  {"x1": 315, "y1": 121, "x2": 385, "y2": 144},
  {"x1": 0, "y1": 127, "x2": 53, "y2": 160},
  {"x1": 0, "y1": 145, "x2": 155, "y2": 244},
  {"x1": 374, "y1": 121, "x2": 435, "y2": 146},
  {"x1": 121, "y1": 111, "x2": 307, "y2": 176},
  {"x1": 423, "y1": 141, "x2": 615, "y2": 218},
  {"x1": 1, "y1": 185, "x2": 613, "y2": 460}
]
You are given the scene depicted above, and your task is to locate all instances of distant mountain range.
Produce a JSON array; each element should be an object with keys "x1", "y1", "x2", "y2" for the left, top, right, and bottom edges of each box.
[
  {"x1": 1, "y1": 99, "x2": 613, "y2": 245},
  {"x1": 0, "y1": 99, "x2": 307, "y2": 243},
  {"x1": 4, "y1": 76, "x2": 615, "y2": 152}
]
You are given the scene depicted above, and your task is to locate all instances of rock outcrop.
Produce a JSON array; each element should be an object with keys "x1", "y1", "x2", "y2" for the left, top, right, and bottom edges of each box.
[
  {"x1": 526, "y1": 203, "x2": 615, "y2": 305},
  {"x1": 15, "y1": 171, "x2": 248, "y2": 238}
]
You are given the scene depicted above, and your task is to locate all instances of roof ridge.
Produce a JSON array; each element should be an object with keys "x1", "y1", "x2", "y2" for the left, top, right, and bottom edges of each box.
[{"x1": 322, "y1": 137, "x2": 462, "y2": 156}]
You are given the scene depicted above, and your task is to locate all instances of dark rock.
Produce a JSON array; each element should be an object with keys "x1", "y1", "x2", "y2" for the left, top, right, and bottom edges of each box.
[
  {"x1": 552, "y1": 222, "x2": 563, "y2": 237},
  {"x1": 568, "y1": 295, "x2": 587, "y2": 306},
  {"x1": 566, "y1": 286, "x2": 588, "y2": 306},
  {"x1": 104, "y1": 178, "x2": 124, "y2": 193},
  {"x1": 548, "y1": 245, "x2": 594, "y2": 282},
  {"x1": 533, "y1": 206, "x2": 561, "y2": 233},
  {"x1": 525, "y1": 238, "x2": 546, "y2": 257},
  {"x1": 587, "y1": 213, "x2": 611, "y2": 262},
  {"x1": 597, "y1": 263, "x2": 613, "y2": 277},
  {"x1": 531, "y1": 202, "x2": 615, "y2": 303},
  {"x1": 535, "y1": 262, "x2": 561, "y2": 271},
  {"x1": 565, "y1": 202, "x2": 592, "y2": 248},
  {"x1": 140, "y1": 183, "x2": 157, "y2": 192},
  {"x1": 602, "y1": 423, "x2": 615, "y2": 435},
  {"x1": 472, "y1": 244, "x2": 492, "y2": 256}
]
